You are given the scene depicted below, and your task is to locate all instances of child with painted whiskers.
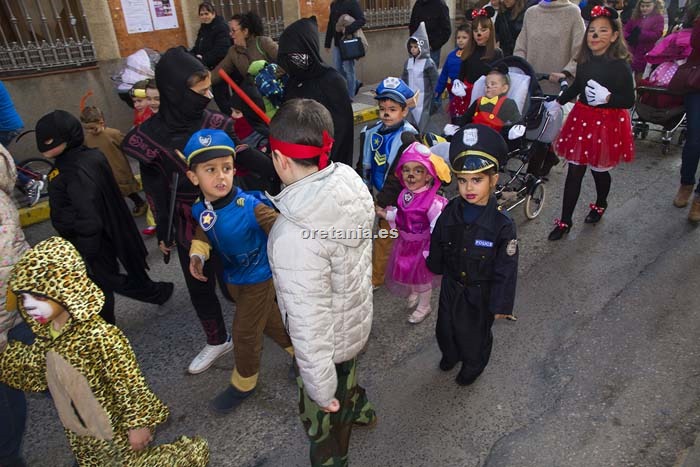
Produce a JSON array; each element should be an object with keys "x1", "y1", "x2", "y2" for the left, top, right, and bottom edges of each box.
[
  {"x1": 376, "y1": 142, "x2": 450, "y2": 324},
  {"x1": 427, "y1": 124, "x2": 518, "y2": 387},
  {"x1": 548, "y1": 5, "x2": 635, "y2": 241},
  {"x1": 185, "y1": 129, "x2": 293, "y2": 414},
  {"x1": 0, "y1": 236, "x2": 209, "y2": 466}
]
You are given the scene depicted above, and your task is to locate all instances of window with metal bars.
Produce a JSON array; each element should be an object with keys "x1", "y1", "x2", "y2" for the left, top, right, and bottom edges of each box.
[
  {"x1": 207, "y1": 0, "x2": 284, "y2": 39},
  {"x1": 359, "y1": 0, "x2": 412, "y2": 29},
  {"x1": 0, "y1": 0, "x2": 96, "y2": 77}
]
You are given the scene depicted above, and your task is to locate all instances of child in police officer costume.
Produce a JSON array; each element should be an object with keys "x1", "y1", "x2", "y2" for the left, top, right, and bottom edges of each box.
[
  {"x1": 184, "y1": 129, "x2": 293, "y2": 414},
  {"x1": 427, "y1": 124, "x2": 519, "y2": 386},
  {"x1": 362, "y1": 77, "x2": 418, "y2": 288}
]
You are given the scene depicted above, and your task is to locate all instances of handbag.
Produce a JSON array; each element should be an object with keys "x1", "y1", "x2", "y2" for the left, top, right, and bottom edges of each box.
[
  {"x1": 338, "y1": 35, "x2": 365, "y2": 61},
  {"x1": 668, "y1": 61, "x2": 700, "y2": 94}
]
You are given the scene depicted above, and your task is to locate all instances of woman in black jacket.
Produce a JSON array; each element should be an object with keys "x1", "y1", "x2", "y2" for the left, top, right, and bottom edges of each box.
[
  {"x1": 324, "y1": 0, "x2": 366, "y2": 98},
  {"x1": 190, "y1": 2, "x2": 232, "y2": 112},
  {"x1": 494, "y1": 0, "x2": 527, "y2": 57}
]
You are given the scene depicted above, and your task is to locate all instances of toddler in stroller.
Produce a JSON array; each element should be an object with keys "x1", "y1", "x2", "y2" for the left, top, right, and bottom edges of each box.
[
  {"x1": 444, "y1": 56, "x2": 565, "y2": 219},
  {"x1": 632, "y1": 28, "x2": 691, "y2": 154}
]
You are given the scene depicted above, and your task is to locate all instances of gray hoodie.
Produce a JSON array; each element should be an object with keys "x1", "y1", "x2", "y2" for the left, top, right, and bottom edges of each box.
[{"x1": 402, "y1": 22, "x2": 439, "y2": 131}]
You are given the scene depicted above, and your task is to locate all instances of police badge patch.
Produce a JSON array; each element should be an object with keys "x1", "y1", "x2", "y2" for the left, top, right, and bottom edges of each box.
[
  {"x1": 199, "y1": 210, "x2": 217, "y2": 231},
  {"x1": 463, "y1": 128, "x2": 479, "y2": 147},
  {"x1": 198, "y1": 134, "x2": 212, "y2": 147},
  {"x1": 403, "y1": 191, "x2": 414, "y2": 204},
  {"x1": 506, "y1": 239, "x2": 518, "y2": 256}
]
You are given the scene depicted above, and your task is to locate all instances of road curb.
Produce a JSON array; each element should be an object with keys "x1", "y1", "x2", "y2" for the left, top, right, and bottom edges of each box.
[{"x1": 19, "y1": 106, "x2": 379, "y2": 228}]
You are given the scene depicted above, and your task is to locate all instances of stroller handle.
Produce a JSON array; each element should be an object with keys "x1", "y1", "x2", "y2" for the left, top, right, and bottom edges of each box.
[{"x1": 535, "y1": 73, "x2": 568, "y2": 101}]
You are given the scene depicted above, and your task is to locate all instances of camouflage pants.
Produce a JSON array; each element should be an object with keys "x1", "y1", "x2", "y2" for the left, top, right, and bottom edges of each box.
[{"x1": 296, "y1": 358, "x2": 376, "y2": 467}]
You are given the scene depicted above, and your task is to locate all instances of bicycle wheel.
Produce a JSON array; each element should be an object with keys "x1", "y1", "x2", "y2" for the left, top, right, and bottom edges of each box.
[
  {"x1": 524, "y1": 181, "x2": 546, "y2": 219},
  {"x1": 18, "y1": 158, "x2": 54, "y2": 198}
]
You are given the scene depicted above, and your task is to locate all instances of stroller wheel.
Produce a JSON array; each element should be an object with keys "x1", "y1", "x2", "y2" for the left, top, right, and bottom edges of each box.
[{"x1": 525, "y1": 182, "x2": 546, "y2": 219}]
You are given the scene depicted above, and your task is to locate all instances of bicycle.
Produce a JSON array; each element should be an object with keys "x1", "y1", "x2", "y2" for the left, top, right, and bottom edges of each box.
[{"x1": 9, "y1": 131, "x2": 54, "y2": 207}]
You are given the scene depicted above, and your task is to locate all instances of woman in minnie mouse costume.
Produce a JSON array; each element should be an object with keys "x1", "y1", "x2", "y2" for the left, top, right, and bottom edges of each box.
[
  {"x1": 548, "y1": 4, "x2": 635, "y2": 241},
  {"x1": 452, "y1": 7, "x2": 504, "y2": 118}
]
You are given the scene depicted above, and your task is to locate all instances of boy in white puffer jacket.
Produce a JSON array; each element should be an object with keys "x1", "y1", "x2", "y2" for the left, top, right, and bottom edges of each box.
[{"x1": 267, "y1": 98, "x2": 377, "y2": 467}]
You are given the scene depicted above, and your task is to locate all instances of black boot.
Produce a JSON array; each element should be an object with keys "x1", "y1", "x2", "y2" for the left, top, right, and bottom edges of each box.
[
  {"x1": 548, "y1": 219, "x2": 571, "y2": 241},
  {"x1": 210, "y1": 385, "x2": 255, "y2": 414},
  {"x1": 584, "y1": 203, "x2": 606, "y2": 224},
  {"x1": 439, "y1": 356, "x2": 457, "y2": 371},
  {"x1": 455, "y1": 364, "x2": 480, "y2": 386}
]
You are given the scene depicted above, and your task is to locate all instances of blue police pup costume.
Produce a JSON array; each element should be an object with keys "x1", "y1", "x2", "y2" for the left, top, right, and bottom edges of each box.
[
  {"x1": 186, "y1": 130, "x2": 293, "y2": 413},
  {"x1": 426, "y1": 124, "x2": 519, "y2": 386}
]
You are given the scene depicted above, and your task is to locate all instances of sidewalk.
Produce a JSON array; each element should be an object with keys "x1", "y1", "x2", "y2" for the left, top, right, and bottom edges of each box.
[{"x1": 17, "y1": 85, "x2": 382, "y2": 228}]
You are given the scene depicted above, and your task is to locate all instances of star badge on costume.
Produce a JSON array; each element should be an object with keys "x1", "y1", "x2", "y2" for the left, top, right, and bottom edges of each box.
[
  {"x1": 506, "y1": 239, "x2": 518, "y2": 256},
  {"x1": 403, "y1": 191, "x2": 414, "y2": 204},
  {"x1": 370, "y1": 133, "x2": 383, "y2": 152},
  {"x1": 199, "y1": 209, "x2": 217, "y2": 231}
]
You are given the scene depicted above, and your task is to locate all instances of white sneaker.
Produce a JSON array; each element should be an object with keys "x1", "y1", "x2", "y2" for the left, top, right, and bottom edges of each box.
[
  {"x1": 188, "y1": 335, "x2": 233, "y2": 374},
  {"x1": 25, "y1": 179, "x2": 44, "y2": 206}
]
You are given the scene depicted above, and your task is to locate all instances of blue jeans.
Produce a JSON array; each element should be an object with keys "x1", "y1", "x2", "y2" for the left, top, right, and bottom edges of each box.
[
  {"x1": 0, "y1": 322, "x2": 34, "y2": 464},
  {"x1": 681, "y1": 92, "x2": 700, "y2": 194},
  {"x1": 430, "y1": 48, "x2": 442, "y2": 69},
  {"x1": 332, "y1": 46, "x2": 357, "y2": 98}
]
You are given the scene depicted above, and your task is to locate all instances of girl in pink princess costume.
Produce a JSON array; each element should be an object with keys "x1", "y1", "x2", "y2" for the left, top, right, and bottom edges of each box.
[{"x1": 376, "y1": 142, "x2": 451, "y2": 324}]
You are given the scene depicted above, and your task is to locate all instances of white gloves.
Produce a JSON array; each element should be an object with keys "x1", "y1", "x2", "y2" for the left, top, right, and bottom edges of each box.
[
  {"x1": 443, "y1": 124, "x2": 460, "y2": 136},
  {"x1": 451, "y1": 79, "x2": 467, "y2": 97},
  {"x1": 585, "y1": 79, "x2": 610, "y2": 107},
  {"x1": 508, "y1": 124, "x2": 526, "y2": 140}
]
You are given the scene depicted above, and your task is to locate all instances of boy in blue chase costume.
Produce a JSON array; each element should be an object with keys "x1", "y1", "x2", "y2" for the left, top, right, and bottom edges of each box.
[
  {"x1": 427, "y1": 124, "x2": 518, "y2": 386},
  {"x1": 362, "y1": 77, "x2": 418, "y2": 287},
  {"x1": 185, "y1": 130, "x2": 293, "y2": 414}
]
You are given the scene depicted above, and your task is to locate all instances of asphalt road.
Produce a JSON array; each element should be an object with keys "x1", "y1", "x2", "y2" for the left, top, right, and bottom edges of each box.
[{"x1": 16, "y1": 120, "x2": 700, "y2": 466}]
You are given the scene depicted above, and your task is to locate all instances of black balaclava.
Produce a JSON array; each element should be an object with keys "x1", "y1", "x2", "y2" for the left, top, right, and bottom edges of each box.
[
  {"x1": 277, "y1": 17, "x2": 328, "y2": 81},
  {"x1": 35, "y1": 110, "x2": 84, "y2": 153},
  {"x1": 155, "y1": 46, "x2": 212, "y2": 134}
]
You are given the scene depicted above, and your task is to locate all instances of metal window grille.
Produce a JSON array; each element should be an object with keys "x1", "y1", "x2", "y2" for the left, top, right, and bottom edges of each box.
[
  {"x1": 0, "y1": 0, "x2": 96, "y2": 77},
  {"x1": 360, "y1": 0, "x2": 412, "y2": 29},
  {"x1": 209, "y1": 1, "x2": 284, "y2": 39}
]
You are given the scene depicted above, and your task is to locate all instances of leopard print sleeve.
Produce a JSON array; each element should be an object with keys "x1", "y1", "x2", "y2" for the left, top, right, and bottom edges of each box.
[{"x1": 0, "y1": 339, "x2": 49, "y2": 392}]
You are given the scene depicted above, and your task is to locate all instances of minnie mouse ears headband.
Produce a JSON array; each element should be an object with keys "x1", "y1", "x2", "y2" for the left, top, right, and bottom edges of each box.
[
  {"x1": 465, "y1": 6, "x2": 496, "y2": 20},
  {"x1": 582, "y1": 4, "x2": 619, "y2": 21}
]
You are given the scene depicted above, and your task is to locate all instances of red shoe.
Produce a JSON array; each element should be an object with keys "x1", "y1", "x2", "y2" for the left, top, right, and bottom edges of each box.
[{"x1": 142, "y1": 226, "x2": 156, "y2": 236}]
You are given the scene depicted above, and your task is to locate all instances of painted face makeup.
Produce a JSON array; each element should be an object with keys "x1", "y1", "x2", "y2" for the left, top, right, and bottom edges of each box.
[
  {"x1": 474, "y1": 25, "x2": 491, "y2": 46},
  {"x1": 401, "y1": 161, "x2": 432, "y2": 192},
  {"x1": 21, "y1": 293, "x2": 62, "y2": 324},
  {"x1": 587, "y1": 17, "x2": 619, "y2": 56}
]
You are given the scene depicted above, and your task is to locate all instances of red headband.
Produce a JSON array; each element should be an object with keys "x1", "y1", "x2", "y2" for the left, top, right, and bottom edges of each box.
[
  {"x1": 472, "y1": 8, "x2": 489, "y2": 18},
  {"x1": 269, "y1": 130, "x2": 334, "y2": 170},
  {"x1": 590, "y1": 5, "x2": 612, "y2": 17}
]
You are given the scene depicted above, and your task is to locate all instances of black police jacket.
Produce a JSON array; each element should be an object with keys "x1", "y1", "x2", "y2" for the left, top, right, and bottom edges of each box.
[{"x1": 427, "y1": 195, "x2": 518, "y2": 315}]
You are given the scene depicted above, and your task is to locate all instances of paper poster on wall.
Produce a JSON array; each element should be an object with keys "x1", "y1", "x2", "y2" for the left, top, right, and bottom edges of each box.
[
  {"x1": 149, "y1": 0, "x2": 179, "y2": 30},
  {"x1": 120, "y1": 0, "x2": 154, "y2": 33}
]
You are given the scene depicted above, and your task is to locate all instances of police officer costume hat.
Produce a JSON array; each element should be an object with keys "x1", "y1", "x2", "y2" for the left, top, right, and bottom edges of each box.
[{"x1": 449, "y1": 124, "x2": 508, "y2": 174}]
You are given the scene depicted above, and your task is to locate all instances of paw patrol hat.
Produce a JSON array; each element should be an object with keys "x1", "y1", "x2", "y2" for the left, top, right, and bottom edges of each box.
[
  {"x1": 449, "y1": 124, "x2": 508, "y2": 174},
  {"x1": 375, "y1": 77, "x2": 415, "y2": 105},
  {"x1": 183, "y1": 129, "x2": 236, "y2": 167}
]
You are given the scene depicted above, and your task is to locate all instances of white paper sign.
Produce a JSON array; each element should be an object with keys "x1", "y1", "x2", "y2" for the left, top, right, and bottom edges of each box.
[
  {"x1": 149, "y1": 0, "x2": 179, "y2": 31},
  {"x1": 120, "y1": 0, "x2": 154, "y2": 33}
]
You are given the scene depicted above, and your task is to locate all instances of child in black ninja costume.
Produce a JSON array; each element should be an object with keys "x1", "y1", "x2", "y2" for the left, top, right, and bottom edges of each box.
[{"x1": 426, "y1": 124, "x2": 519, "y2": 386}]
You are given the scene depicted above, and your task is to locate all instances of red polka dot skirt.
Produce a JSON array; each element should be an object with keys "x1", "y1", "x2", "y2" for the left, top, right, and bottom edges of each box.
[{"x1": 553, "y1": 101, "x2": 635, "y2": 170}]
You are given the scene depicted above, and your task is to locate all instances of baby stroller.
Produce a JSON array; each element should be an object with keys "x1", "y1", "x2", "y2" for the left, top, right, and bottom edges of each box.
[
  {"x1": 464, "y1": 56, "x2": 565, "y2": 219},
  {"x1": 632, "y1": 30, "x2": 690, "y2": 155}
]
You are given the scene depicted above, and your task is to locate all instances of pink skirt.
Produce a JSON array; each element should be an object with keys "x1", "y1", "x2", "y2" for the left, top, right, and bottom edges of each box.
[
  {"x1": 553, "y1": 101, "x2": 635, "y2": 170},
  {"x1": 385, "y1": 231, "x2": 440, "y2": 297}
]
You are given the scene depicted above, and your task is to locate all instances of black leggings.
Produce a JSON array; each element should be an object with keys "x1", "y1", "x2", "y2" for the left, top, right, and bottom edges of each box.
[{"x1": 560, "y1": 163, "x2": 611, "y2": 224}]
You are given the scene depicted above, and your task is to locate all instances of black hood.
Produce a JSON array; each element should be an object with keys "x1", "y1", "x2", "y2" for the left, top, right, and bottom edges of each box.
[
  {"x1": 155, "y1": 46, "x2": 212, "y2": 134},
  {"x1": 35, "y1": 110, "x2": 83, "y2": 153},
  {"x1": 277, "y1": 17, "x2": 328, "y2": 81}
]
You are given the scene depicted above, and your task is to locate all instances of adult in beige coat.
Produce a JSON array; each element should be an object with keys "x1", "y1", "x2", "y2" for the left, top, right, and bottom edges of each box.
[{"x1": 514, "y1": 0, "x2": 585, "y2": 95}]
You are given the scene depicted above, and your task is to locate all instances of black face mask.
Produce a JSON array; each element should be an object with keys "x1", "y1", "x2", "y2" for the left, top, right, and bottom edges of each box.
[
  {"x1": 280, "y1": 52, "x2": 312, "y2": 77},
  {"x1": 180, "y1": 88, "x2": 212, "y2": 121}
]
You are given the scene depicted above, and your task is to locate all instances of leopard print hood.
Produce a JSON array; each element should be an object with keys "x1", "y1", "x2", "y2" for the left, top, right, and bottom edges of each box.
[{"x1": 9, "y1": 236, "x2": 104, "y2": 336}]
